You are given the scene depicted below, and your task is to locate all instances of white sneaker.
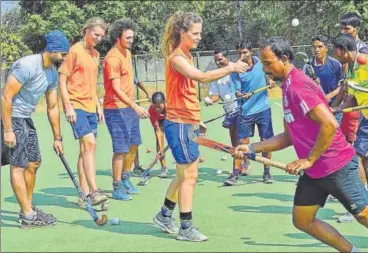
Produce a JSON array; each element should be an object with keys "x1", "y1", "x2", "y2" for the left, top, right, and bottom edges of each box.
[{"x1": 337, "y1": 212, "x2": 355, "y2": 223}]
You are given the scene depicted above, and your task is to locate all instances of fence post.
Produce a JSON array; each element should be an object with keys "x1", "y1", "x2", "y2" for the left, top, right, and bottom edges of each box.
[
  {"x1": 196, "y1": 52, "x2": 201, "y2": 100},
  {"x1": 133, "y1": 55, "x2": 140, "y2": 101}
]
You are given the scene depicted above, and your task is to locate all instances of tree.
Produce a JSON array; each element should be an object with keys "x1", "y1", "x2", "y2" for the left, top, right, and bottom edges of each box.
[{"x1": 1, "y1": 26, "x2": 32, "y2": 67}]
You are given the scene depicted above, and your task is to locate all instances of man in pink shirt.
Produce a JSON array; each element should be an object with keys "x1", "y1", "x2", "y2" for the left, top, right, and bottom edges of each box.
[{"x1": 234, "y1": 37, "x2": 368, "y2": 252}]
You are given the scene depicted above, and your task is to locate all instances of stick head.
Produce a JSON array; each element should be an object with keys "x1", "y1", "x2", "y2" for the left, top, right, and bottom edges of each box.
[
  {"x1": 95, "y1": 214, "x2": 107, "y2": 226},
  {"x1": 137, "y1": 177, "x2": 149, "y2": 186}
]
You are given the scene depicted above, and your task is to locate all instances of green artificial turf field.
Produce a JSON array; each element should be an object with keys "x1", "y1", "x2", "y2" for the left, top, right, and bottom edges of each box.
[{"x1": 1, "y1": 100, "x2": 367, "y2": 252}]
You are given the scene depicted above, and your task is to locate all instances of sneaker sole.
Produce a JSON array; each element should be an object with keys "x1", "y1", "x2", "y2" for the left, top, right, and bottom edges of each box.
[
  {"x1": 337, "y1": 218, "x2": 355, "y2": 223},
  {"x1": 176, "y1": 235, "x2": 208, "y2": 242},
  {"x1": 91, "y1": 198, "x2": 108, "y2": 206},
  {"x1": 153, "y1": 216, "x2": 178, "y2": 234},
  {"x1": 20, "y1": 222, "x2": 56, "y2": 229},
  {"x1": 112, "y1": 195, "x2": 133, "y2": 201}
]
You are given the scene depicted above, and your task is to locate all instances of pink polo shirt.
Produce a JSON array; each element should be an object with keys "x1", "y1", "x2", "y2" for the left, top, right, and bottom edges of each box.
[{"x1": 282, "y1": 68, "x2": 355, "y2": 179}]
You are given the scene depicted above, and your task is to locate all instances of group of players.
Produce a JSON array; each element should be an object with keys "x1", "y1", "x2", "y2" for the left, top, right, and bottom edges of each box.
[{"x1": 1, "y1": 9, "x2": 368, "y2": 251}]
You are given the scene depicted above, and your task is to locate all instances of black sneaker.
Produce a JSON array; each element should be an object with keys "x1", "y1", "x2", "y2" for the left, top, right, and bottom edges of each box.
[
  {"x1": 263, "y1": 170, "x2": 274, "y2": 184},
  {"x1": 223, "y1": 173, "x2": 239, "y2": 186},
  {"x1": 133, "y1": 166, "x2": 145, "y2": 176},
  {"x1": 19, "y1": 210, "x2": 56, "y2": 228}
]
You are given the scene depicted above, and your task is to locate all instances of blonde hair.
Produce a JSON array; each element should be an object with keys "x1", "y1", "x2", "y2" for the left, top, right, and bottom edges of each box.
[
  {"x1": 82, "y1": 17, "x2": 108, "y2": 36},
  {"x1": 161, "y1": 11, "x2": 202, "y2": 59}
]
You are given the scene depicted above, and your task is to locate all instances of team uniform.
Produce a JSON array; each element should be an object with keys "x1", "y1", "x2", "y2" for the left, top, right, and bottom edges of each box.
[
  {"x1": 282, "y1": 68, "x2": 368, "y2": 213},
  {"x1": 164, "y1": 48, "x2": 200, "y2": 164},
  {"x1": 58, "y1": 42, "x2": 99, "y2": 139},
  {"x1": 103, "y1": 47, "x2": 142, "y2": 153},
  {"x1": 231, "y1": 56, "x2": 274, "y2": 141}
]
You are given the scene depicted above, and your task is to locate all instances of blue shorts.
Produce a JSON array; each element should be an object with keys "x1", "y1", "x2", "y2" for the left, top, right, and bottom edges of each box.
[
  {"x1": 222, "y1": 110, "x2": 239, "y2": 129},
  {"x1": 237, "y1": 108, "x2": 274, "y2": 140},
  {"x1": 71, "y1": 109, "x2": 97, "y2": 139},
  {"x1": 294, "y1": 156, "x2": 368, "y2": 215},
  {"x1": 164, "y1": 120, "x2": 199, "y2": 164},
  {"x1": 104, "y1": 108, "x2": 142, "y2": 153},
  {"x1": 334, "y1": 112, "x2": 343, "y2": 125},
  {"x1": 355, "y1": 116, "x2": 368, "y2": 158}
]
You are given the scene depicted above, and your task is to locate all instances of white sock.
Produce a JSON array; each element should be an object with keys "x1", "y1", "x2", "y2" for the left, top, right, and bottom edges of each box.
[
  {"x1": 365, "y1": 183, "x2": 368, "y2": 191},
  {"x1": 351, "y1": 245, "x2": 359, "y2": 252}
]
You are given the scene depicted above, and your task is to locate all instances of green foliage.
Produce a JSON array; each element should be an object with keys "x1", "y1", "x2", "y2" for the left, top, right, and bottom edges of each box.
[
  {"x1": 1, "y1": 26, "x2": 32, "y2": 67},
  {"x1": 2, "y1": 0, "x2": 368, "y2": 59}
]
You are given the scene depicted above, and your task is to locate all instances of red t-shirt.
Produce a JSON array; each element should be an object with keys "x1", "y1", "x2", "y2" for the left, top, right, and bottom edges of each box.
[{"x1": 148, "y1": 105, "x2": 166, "y2": 128}]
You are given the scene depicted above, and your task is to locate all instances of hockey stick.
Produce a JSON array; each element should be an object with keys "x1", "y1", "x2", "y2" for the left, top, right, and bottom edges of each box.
[
  {"x1": 190, "y1": 136, "x2": 304, "y2": 176},
  {"x1": 218, "y1": 85, "x2": 271, "y2": 105},
  {"x1": 295, "y1": 52, "x2": 317, "y2": 81},
  {"x1": 138, "y1": 146, "x2": 170, "y2": 186},
  {"x1": 347, "y1": 80, "x2": 368, "y2": 93},
  {"x1": 333, "y1": 104, "x2": 368, "y2": 114},
  {"x1": 59, "y1": 154, "x2": 107, "y2": 226}
]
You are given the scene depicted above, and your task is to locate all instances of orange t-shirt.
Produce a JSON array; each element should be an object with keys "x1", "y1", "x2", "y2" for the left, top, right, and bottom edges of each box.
[
  {"x1": 103, "y1": 47, "x2": 134, "y2": 109},
  {"x1": 165, "y1": 48, "x2": 200, "y2": 124},
  {"x1": 58, "y1": 42, "x2": 99, "y2": 113}
]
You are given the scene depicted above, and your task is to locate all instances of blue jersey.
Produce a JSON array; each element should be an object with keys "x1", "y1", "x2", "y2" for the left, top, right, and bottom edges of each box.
[
  {"x1": 310, "y1": 56, "x2": 344, "y2": 104},
  {"x1": 230, "y1": 56, "x2": 269, "y2": 116}
]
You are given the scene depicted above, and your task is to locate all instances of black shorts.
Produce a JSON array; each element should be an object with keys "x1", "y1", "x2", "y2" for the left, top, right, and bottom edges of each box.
[
  {"x1": 1, "y1": 118, "x2": 41, "y2": 168},
  {"x1": 294, "y1": 156, "x2": 368, "y2": 215}
]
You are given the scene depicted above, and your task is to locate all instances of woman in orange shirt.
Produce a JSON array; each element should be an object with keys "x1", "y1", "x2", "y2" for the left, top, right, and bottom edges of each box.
[{"x1": 153, "y1": 11, "x2": 247, "y2": 242}]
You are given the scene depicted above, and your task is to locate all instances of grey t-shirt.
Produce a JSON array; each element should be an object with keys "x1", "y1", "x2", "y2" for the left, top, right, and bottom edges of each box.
[
  {"x1": 9, "y1": 54, "x2": 58, "y2": 118},
  {"x1": 209, "y1": 74, "x2": 238, "y2": 113}
]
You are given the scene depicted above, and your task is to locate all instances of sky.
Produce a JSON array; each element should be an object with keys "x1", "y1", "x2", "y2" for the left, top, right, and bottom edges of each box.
[{"x1": 1, "y1": 1, "x2": 19, "y2": 15}]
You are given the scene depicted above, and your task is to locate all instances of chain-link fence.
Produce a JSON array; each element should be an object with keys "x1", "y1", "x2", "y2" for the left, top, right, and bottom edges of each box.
[{"x1": 1, "y1": 44, "x2": 333, "y2": 100}]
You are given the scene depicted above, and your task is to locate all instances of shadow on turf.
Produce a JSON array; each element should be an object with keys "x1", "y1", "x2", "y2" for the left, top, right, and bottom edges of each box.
[
  {"x1": 242, "y1": 232, "x2": 368, "y2": 249},
  {"x1": 5, "y1": 192, "x2": 78, "y2": 210},
  {"x1": 71, "y1": 219, "x2": 175, "y2": 240},
  {"x1": 1, "y1": 211, "x2": 21, "y2": 228},
  {"x1": 232, "y1": 192, "x2": 293, "y2": 202},
  {"x1": 229, "y1": 205, "x2": 338, "y2": 221}
]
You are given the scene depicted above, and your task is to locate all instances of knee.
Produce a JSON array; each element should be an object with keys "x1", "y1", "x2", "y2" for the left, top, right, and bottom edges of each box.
[
  {"x1": 182, "y1": 170, "x2": 198, "y2": 185},
  {"x1": 355, "y1": 207, "x2": 368, "y2": 227},
  {"x1": 82, "y1": 139, "x2": 96, "y2": 153},
  {"x1": 28, "y1": 161, "x2": 41, "y2": 173},
  {"x1": 292, "y1": 211, "x2": 314, "y2": 232},
  {"x1": 113, "y1": 153, "x2": 126, "y2": 161}
]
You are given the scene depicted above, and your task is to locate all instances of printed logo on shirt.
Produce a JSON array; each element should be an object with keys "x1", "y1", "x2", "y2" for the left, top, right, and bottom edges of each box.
[{"x1": 284, "y1": 109, "x2": 294, "y2": 123}]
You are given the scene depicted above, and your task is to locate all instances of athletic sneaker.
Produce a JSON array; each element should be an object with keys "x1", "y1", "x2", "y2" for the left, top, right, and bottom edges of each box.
[
  {"x1": 19, "y1": 210, "x2": 55, "y2": 228},
  {"x1": 77, "y1": 196, "x2": 88, "y2": 208},
  {"x1": 223, "y1": 173, "x2": 239, "y2": 186},
  {"x1": 153, "y1": 211, "x2": 179, "y2": 234},
  {"x1": 176, "y1": 226, "x2": 208, "y2": 242},
  {"x1": 263, "y1": 170, "x2": 274, "y2": 184},
  {"x1": 122, "y1": 177, "x2": 139, "y2": 194},
  {"x1": 32, "y1": 206, "x2": 57, "y2": 224},
  {"x1": 89, "y1": 190, "x2": 108, "y2": 206},
  {"x1": 133, "y1": 166, "x2": 145, "y2": 176},
  {"x1": 19, "y1": 207, "x2": 56, "y2": 225},
  {"x1": 241, "y1": 161, "x2": 252, "y2": 176},
  {"x1": 112, "y1": 187, "x2": 132, "y2": 201},
  {"x1": 337, "y1": 212, "x2": 355, "y2": 223},
  {"x1": 158, "y1": 166, "x2": 169, "y2": 178}
]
